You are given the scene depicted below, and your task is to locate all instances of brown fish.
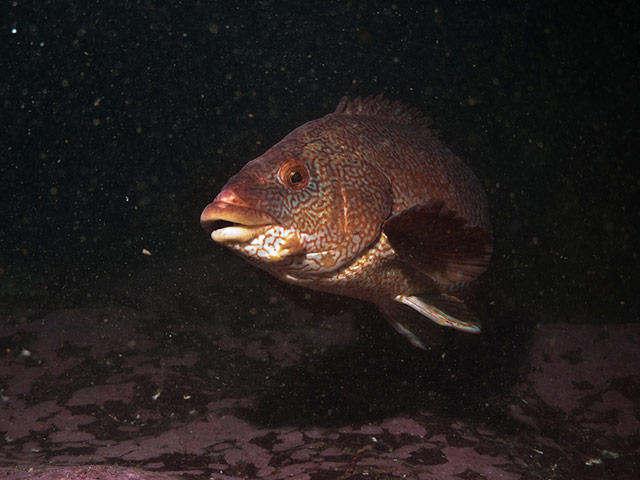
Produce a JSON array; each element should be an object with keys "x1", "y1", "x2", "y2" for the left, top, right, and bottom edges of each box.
[{"x1": 201, "y1": 95, "x2": 492, "y2": 349}]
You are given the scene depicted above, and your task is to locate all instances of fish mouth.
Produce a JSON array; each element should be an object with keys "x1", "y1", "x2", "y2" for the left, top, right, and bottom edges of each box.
[{"x1": 200, "y1": 201, "x2": 275, "y2": 244}]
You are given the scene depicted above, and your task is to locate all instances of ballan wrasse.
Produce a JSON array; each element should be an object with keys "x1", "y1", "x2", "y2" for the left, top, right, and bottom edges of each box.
[{"x1": 201, "y1": 95, "x2": 492, "y2": 349}]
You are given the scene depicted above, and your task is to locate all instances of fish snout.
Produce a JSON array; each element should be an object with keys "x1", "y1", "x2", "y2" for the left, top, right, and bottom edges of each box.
[
  {"x1": 200, "y1": 187, "x2": 250, "y2": 233},
  {"x1": 200, "y1": 202, "x2": 225, "y2": 233},
  {"x1": 200, "y1": 192, "x2": 278, "y2": 244},
  {"x1": 213, "y1": 188, "x2": 246, "y2": 209}
]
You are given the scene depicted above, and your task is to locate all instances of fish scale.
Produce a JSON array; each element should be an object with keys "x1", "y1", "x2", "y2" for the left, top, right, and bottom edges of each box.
[{"x1": 201, "y1": 95, "x2": 493, "y2": 349}]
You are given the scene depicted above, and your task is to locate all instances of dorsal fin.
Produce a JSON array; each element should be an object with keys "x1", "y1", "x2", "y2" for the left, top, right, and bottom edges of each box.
[{"x1": 334, "y1": 94, "x2": 432, "y2": 129}]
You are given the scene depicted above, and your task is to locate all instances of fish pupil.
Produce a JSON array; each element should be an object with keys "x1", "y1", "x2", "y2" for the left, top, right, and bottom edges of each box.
[{"x1": 289, "y1": 170, "x2": 302, "y2": 184}]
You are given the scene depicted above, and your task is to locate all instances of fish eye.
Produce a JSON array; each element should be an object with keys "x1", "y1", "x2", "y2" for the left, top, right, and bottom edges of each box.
[{"x1": 278, "y1": 161, "x2": 309, "y2": 190}]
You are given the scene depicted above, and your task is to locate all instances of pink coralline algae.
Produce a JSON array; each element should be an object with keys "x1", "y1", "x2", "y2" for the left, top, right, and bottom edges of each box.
[{"x1": 0, "y1": 306, "x2": 638, "y2": 479}]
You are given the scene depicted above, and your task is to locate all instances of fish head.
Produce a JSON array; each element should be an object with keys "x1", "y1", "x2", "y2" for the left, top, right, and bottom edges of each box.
[{"x1": 201, "y1": 128, "x2": 393, "y2": 282}]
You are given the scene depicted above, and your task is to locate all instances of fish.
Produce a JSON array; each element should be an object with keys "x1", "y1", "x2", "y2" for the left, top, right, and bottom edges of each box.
[{"x1": 200, "y1": 95, "x2": 493, "y2": 349}]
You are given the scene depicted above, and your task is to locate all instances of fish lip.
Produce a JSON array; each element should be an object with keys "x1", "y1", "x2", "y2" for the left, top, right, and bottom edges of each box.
[{"x1": 200, "y1": 201, "x2": 276, "y2": 244}]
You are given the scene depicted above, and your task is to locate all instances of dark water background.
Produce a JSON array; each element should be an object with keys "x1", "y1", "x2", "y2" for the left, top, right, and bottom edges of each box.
[{"x1": 1, "y1": 0, "x2": 638, "y2": 324}]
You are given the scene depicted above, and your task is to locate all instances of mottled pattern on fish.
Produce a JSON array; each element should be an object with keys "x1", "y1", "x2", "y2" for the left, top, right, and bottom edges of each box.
[
  {"x1": 201, "y1": 95, "x2": 493, "y2": 349},
  {"x1": 326, "y1": 97, "x2": 491, "y2": 229}
]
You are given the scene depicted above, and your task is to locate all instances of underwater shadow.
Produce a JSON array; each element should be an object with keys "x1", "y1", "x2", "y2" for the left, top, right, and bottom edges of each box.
[{"x1": 238, "y1": 304, "x2": 536, "y2": 429}]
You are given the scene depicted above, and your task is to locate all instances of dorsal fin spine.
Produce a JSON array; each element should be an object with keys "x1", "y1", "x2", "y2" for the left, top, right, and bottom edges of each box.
[{"x1": 334, "y1": 94, "x2": 432, "y2": 128}]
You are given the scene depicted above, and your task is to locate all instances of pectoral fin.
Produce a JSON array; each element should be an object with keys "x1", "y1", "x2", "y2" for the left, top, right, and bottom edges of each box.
[
  {"x1": 395, "y1": 294, "x2": 482, "y2": 333},
  {"x1": 383, "y1": 199, "x2": 493, "y2": 285}
]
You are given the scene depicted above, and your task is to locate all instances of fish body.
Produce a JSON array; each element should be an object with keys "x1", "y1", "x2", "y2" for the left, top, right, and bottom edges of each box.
[{"x1": 201, "y1": 95, "x2": 492, "y2": 349}]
